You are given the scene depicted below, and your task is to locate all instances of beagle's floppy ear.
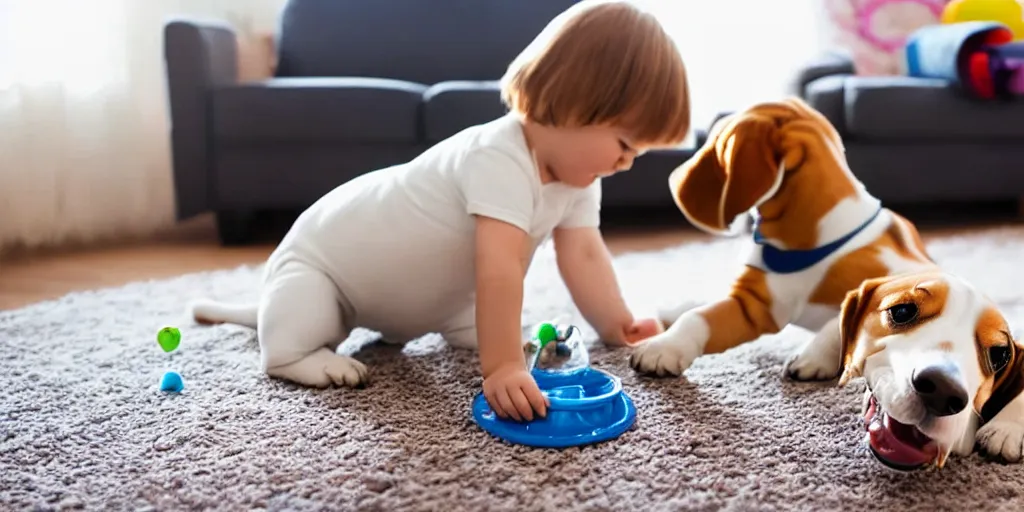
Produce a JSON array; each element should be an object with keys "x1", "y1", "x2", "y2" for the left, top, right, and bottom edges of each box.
[
  {"x1": 668, "y1": 97, "x2": 849, "y2": 235},
  {"x1": 780, "y1": 96, "x2": 846, "y2": 153},
  {"x1": 979, "y1": 336, "x2": 1024, "y2": 423},
  {"x1": 668, "y1": 112, "x2": 781, "y2": 234},
  {"x1": 837, "y1": 277, "x2": 884, "y2": 386}
]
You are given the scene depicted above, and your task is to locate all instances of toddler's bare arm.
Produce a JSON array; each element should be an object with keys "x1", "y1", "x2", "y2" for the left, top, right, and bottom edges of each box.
[
  {"x1": 474, "y1": 215, "x2": 548, "y2": 421},
  {"x1": 552, "y1": 226, "x2": 634, "y2": 344}
]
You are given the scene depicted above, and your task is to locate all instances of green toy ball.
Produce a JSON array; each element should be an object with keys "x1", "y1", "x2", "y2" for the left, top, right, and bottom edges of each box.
[
  {"x1": 526, "y1": 322, "x2": 589, "y2": 374},
  {"x1": 536, "y1": 323, "x2": 558, "y2": 346},
  {"x1": 157, "y1": 327, "x2": 181, "y2": 353}
]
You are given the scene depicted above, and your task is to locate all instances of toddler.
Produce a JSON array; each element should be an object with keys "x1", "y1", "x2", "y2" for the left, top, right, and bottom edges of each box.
[{"x1": 191, "y1": 0, "x2": 691, "y2": 422}]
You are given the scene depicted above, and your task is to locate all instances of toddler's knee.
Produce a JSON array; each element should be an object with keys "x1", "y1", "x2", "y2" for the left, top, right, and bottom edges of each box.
[{"x1": 443, "y1": 329, "x2": 479, "y2": 350}]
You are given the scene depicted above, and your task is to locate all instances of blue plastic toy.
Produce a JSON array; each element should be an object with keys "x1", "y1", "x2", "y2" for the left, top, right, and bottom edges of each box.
[
  {"x1": 471, "y1": 322, "x2": 637, "y2": 448},
  {"x1": 160, "y1": 371, "x2": 184, "y2": 393}
]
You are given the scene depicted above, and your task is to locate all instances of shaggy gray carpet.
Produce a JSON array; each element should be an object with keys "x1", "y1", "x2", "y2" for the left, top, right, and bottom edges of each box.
[{"x1": 4, "y1": 226, "x2": 1024, "y2": 511}]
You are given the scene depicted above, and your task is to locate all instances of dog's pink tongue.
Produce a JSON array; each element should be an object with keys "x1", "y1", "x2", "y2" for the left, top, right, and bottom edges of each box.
[{"x1": 867, "y1": 412, "x2": 936, "y2": 468}]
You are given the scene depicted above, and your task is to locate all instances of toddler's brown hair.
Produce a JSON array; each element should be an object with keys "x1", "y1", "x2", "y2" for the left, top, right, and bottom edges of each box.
[{"x1": 501, "y1": 0, "x2": 691, "y2": 148}]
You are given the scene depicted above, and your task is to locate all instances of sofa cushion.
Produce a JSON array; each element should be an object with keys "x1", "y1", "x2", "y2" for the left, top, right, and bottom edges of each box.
[
  {"x1": 212, "y1": 77, "x2": 428, "y2": 144},
  {"x1": 841, "y1": 76, "x2": 1024, "y2": 140},
  {"x1": 422, "y1": 81, "x2": 507, "y2": 142},
  {"x1": 803, "y1": 75, "x2": 848, "y2": 136},
  {"x1": 275, "y1": 0, "x2": 579, "y2": 84},
  {"x1": 790, "y1": 51, "x2": 856, "y2": 97}
]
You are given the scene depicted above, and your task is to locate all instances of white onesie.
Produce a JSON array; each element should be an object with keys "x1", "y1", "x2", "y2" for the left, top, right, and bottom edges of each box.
[{"x1": 264, "y1": 112, "x2": 602, "y2": 349}]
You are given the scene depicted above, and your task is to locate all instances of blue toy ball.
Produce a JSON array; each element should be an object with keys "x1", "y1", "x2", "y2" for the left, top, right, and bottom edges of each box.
[
  {"x1": 471, "y1": 322, "x2": 637, "y2": 448},
  {"x1": 160, "y1": 371, "x2": 184, "y2": 393}
]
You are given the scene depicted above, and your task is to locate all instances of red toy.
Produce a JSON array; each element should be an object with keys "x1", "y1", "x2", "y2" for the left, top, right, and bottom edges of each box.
[{"x1": 903, "y1": 20, "x2": 1024, "y2": 99}]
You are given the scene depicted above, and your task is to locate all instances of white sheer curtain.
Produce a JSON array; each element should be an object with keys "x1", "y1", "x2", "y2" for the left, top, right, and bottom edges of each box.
[
  {"x1": 0, "y1": 0, "x2": 829, "y2": 254},
  {"x1": 0, "y1": 0, "x2": 285, "y2": 253}
]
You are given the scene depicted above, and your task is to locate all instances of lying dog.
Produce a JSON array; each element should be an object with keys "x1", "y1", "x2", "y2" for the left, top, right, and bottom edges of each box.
[
  {"x1": 628, "y1": 97, "x2": 1023, "y2": 468},
  {"x1": 839, "y1": 271, "x2": 1023, "y2": 469}
]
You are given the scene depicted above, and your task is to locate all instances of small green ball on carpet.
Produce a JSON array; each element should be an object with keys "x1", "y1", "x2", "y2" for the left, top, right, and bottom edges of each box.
[{"x1": 157, "y1": 326, "x2": 181, "y2": 352}]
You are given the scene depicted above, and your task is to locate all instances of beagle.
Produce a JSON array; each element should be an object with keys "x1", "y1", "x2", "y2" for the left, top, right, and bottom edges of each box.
[
  {"x1": 627, "y1": 97, "x2": 1024, "y2": 469},
  {"x1": 838, "y1": 271, "x2": 1024, "y2": 470}
]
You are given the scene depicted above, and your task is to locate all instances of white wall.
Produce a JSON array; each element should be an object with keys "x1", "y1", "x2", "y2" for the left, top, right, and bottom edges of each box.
[{"x1": 636, "y1": 0, "x2": 831, "y2": 132}]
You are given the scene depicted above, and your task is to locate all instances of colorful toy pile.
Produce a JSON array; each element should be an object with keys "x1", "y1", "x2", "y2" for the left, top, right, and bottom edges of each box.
[
  {"x1": 157, "y1": 327, "x2": 185, "y2": 393},
  {"x1": 902, "y1": 0, "x2": 1024, "y2": 98},
  {"x1": 941, "y1": 0, "x2": 1024, "y2": 39}
]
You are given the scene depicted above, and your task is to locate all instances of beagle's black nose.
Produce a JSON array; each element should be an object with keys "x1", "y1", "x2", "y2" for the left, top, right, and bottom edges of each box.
[{"x1": 912, "y1": 364, "x2": 968, "y2": 417}]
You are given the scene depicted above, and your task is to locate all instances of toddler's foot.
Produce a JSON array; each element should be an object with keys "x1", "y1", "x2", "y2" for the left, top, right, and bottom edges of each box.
[{"x1": 265, "y1": 347, "x2": 369, "y2": 388}]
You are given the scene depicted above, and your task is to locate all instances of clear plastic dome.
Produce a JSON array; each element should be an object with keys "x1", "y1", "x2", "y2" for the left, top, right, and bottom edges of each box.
[{"x1": 524, "y1": 322, "x2": 590, "y2": 374}]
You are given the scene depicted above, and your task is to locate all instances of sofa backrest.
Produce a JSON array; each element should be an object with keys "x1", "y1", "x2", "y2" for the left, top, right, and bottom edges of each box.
[{"x1": 274, "y1": 0, "x2": 580, "y2": 84}]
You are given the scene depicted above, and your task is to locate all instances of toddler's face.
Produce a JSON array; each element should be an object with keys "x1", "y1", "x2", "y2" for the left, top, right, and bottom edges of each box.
[{"x1": 546, "y1": 125, "x2": 642, "y2": 188}]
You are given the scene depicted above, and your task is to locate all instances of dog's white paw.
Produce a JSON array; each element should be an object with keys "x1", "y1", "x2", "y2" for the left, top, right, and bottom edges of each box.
[
  {"x1": 655, "y1": 300, "x2": 702, "y2": 327},
  {"x1": 978, "y1": 420, "x2": 1024, "y2": 462},
  {"x1": 784, "y1": 343, "x2": 841, "y2": 381},
  {"x1": 785, "y1": 317, "x2": 841, "y2": 382},
  {"x1": 628, "y1": 332, "x2": 702, "y2": 378}
]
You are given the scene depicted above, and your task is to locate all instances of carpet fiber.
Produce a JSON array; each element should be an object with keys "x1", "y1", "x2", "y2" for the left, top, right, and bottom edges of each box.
[{"x1": 5, "y1": 226, "x2": 1024, "y2": 511}]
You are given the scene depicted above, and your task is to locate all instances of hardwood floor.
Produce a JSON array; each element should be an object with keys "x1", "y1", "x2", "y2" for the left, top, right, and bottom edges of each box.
[
  {"x1": 2, "y1": 203, "x2": 1020, "y2": 311},
  {"x1": 0, "y1": 212, "x2": 709, "y2": 311}
]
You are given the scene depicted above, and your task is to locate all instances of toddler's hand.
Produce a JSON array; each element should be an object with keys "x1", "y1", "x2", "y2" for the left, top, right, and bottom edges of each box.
[
  {"x1": 623, "y1": 317, "x2": 664, "y2": 345},
  {"x1": 483, "y1": 363, "x2": 549, "y2": 422}
]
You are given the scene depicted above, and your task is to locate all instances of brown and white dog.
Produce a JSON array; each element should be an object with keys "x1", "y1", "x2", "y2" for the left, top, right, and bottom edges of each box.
[{"x1": 627, "y1": 97, "x2": 1024, "y2": 469}]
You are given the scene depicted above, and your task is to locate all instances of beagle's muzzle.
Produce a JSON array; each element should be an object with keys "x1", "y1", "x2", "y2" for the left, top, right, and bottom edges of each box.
[{"x1": 840, "y1": 272, "x2": 1023, "y2": 470}]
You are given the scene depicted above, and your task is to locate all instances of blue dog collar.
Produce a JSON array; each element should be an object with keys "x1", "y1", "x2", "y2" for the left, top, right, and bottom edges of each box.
[{"x1": 752, "y1": 207, "x2": 883, "y2": 274}]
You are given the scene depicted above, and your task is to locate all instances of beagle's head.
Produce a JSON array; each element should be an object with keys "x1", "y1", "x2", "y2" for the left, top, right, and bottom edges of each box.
[
  {"x1": 668, "y1": 97, "x2": 853, "y2": 243},
  {"x1": 837, "y1": 271, "x2": 1020, "y2": 470}
]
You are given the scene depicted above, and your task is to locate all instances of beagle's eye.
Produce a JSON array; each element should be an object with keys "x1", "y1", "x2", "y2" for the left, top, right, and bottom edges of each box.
[
  {"x1": 989, "y1": 345, "x2": 1012, "y2": 373},
  {"x1": 887, "y1": 303, "x2": 918, "y2": 325}
]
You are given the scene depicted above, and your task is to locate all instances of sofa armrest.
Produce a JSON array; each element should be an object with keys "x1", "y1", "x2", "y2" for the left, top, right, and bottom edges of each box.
[
  {"x1": 163, "y1": 18, "x2": 239, "y2": 220},
  {"x1": 422, "y1": 81, "x2": 504, "y2": 142},
  {"x1": 789, "y1": 51, "x2": 857, "y2": 97}
]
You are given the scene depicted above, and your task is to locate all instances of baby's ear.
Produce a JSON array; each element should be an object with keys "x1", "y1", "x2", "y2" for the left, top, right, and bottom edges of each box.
[{"x1": 668, "y1": 111, "x2": 782, "y2": 234}]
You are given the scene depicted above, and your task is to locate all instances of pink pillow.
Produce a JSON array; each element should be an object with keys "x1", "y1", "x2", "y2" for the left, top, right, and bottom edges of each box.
[{"x1": 823, "y1": 0, "x2": 951, "y2": 75}]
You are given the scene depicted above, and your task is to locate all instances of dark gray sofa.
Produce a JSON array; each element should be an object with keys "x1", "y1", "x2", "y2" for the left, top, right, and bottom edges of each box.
[
  {"x1": 163, "y1": 0, "x2": 696, "y2": 245},
  {"x1": 792, "y1": 52, "x2": 1024, "y2": 206}
]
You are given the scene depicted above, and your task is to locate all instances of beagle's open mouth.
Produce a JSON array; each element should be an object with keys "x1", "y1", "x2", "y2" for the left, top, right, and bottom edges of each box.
[{"x1": 864, "y1": 394, "x2": 939, "y2": 470}]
